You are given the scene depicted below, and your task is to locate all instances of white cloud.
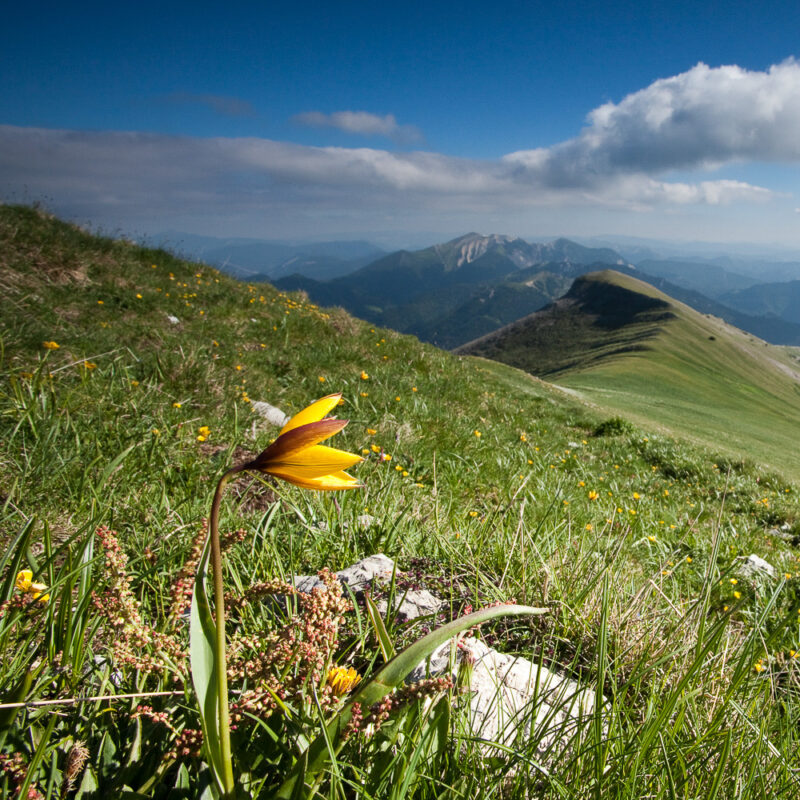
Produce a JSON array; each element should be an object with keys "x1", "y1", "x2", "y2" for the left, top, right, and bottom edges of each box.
[
  {"x1": 505, "y1": 59, "x2": 800, "y2": 184},
  {"x1": 292, "y1": 110, "x2": 422, "y2": 143},
  {"x1": 3, "y1": 60, "x2": 800, "y2": 236}
]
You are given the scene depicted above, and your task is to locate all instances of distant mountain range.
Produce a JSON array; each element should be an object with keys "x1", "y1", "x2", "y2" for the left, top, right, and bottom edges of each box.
[
  {"x1": 274, "y1": 232, "x2": 800, "y2": 347},
  {"x1": 145, "y1": 230, "x2": 385, "y2": 281}
]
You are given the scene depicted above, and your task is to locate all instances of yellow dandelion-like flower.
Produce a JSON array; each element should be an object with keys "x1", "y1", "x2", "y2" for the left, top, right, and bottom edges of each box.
[
  {"x1": 469, "y1": 510, "x2": 478, "y2": 517},
  {"x1": 172, "y1": 402, "x2": 182, "y2": 408},
  {"x1": 43, "y1": 341, "x2": 60, "y2": 350},
  {"x1": 588, "y1": 490, "x2": 599, "y2": 501},
  {"x1": 648, "y1": 535, "x2": 656, "y2": 542},
  {"x1": 730, "y1": 578, "x2": 738, "y2": 585},
  {"x1": 412, "y1": 387, "x2": 417, "y2": 392},
  {"x1": 327, "y1": 666, "x2": 361, "y2": 696},
  {"x1": 733, "y1": 591, "x2": 741, "y2": 600},
  {"x1": 520, "y1": 433, "x2": 527, "y2": 442},
  {"x1": 633, "y1": 492, "x2": 641, "y2": 500},
  {"x1": 370, "y1": 444, "x2": 381, "y2": 453},
  {"x1": 380, "y1": 452, "x2": 392, "y2": 462},
  {"x1": 82, "y1": 361, "x2": 97, "y2": 370},
  {"x1": 15, "y1": 570, "x2": 49, "y2": 603},
  {"x1": 241, "y1": 393, "x2": 363, "y2": 490},
  {"x1": 318, "y1": 376, "x2": 326, "y2": 382},
  {"x1": 473, "y1": 430, "x2": 481, "y2": 438},
  {"x1": 585, "y1": 523, "x2": 593, "y2": 531},
  {"x1": 360, "y1": 371, "x2": 369, "y2": 380},
  {"x1": 686, "y1": 556, "x2": 693, "y2": 563},
  {"x1": 366, "y1": 428, "x2": 377, "y2": 435}
]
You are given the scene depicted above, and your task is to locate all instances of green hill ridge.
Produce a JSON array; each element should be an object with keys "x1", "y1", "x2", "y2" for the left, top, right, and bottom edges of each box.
[{"x1": 459, "y1": 270, "x2": 800, "y2": 480}]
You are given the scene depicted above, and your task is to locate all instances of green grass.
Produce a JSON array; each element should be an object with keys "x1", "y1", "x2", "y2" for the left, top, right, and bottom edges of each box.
[{"x1": 2, "y1": 205, "x2": 800, "y2": 798}]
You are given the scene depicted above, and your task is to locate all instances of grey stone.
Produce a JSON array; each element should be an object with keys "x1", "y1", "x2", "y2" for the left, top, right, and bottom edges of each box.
[
  {"x1": 410, "y1": 636, "x2": 603, "y2": 756},
  {"x1": 294, "y1": 553, "x2": 395, "y2": 595},
  {"x1": 739, "y1": 554, "x2": 776, "y2": 579},
  {"x1": 376, "y1": 589, "x2": 443, "y2": 621},
  {"x1": 250, "y1": 401, "x2": 290, "y2": 428}
]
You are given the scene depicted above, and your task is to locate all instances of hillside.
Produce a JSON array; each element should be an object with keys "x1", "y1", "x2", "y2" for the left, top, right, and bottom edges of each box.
[
  {"x1": 459, "y1": 270, "x2": 800, "y2": 480},
  {"x1": 3, "y1": 206, "x2": 800, "y2": 798}
]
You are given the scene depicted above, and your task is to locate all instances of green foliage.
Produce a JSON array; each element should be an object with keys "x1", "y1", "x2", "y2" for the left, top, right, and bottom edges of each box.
[
  {"x1": 2, "y1": 205, "x2": 800, "y2": 798},
  {"x1": 593, "y1": 417, "x2": 635, "y2": 437}
]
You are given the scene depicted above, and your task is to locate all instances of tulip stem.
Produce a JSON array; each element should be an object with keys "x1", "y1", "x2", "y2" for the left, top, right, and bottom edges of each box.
[{"x1": 208, "y1": 464, "x2": 246, "y2": 799}]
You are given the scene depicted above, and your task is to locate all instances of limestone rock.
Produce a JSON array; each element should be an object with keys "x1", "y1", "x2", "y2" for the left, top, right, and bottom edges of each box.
[
  {"x1": 410, "y1": 637, "x2": 603, "y2": 755},
  {"x1": 739, "y1": 554, "x2": 776, "y2": 579},
  {"x1": 294, "y1": 553, "x2": 395, "y2": 594},
  {"x1": 250, "y1": 401, "x2": 290, "y2": 428},
  {"x1": 376, "y1": 589, "x2": 443, "y2": 621}
]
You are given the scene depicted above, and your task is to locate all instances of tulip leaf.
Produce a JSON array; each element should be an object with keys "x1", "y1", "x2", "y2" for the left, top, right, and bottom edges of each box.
[
  {"x1": 275, "y1": 603, "x2": 547, "y2": 799},
  {"x1": 190, "y1": 535, "x2": 227, "y2": 794}
]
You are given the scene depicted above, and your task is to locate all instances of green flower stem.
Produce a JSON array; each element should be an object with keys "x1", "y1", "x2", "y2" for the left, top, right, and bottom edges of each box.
[{"x1": 208, "y1": 465, "x2": 246, "y2": 799}]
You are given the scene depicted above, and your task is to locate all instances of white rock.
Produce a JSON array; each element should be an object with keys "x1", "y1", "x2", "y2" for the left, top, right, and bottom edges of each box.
[
  {"x1": 250, "y1": 401, "x2": 290, "y2": 427},
  {"x1": 166, "y1": 314, "x2": 180, "y2": 324},
  {"x1": 294, "y1": 554, "x2": 395, "y2": 594},
  {"x1": 410, "y1": 637, "x2": 603, "y2": 756},
  {"x1": 739, "y1": 554, "x2": 776, "y2": 579},
  {"x1": 376, "y1": 589, "x2": 443, "y2": 621}
]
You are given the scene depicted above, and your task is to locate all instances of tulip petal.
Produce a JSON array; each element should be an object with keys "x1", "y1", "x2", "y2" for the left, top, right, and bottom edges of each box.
[
  {"x1": 280, "y1": 394, "x2": 343, "y2": 435},
  {"x1": 251, "y1": 419, "x2": 348, "y2": 468},
  {"x1": 271, "y1": 469, "x2": 363, "y2": 491},
  {"x1": 268, "y1": 444, "x2": 363, "y2": 480}
]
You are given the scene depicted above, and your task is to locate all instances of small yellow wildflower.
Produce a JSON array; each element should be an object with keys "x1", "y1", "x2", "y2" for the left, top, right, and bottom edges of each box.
[
  {"x1": 648, "y1": 535, "x2": 656, "y2": 542},
  {"x1": 43, "y1": 341, "x2": 60, "y2": 349},
  {"x1": 370, "y1": 444, "x2": 381, "y2": 453},
  {"x1": 585, "y1": 524, "x2": 593, "y2": 531},
  {"x1": 633, "y1": 492, "x2": 641, "y2": 500},
  {"x1": 172, "y1": 402, "x2": 182, "y2": 408},
  {"x1": 469, "y1": 511, "x2": 478, "y2": 517},
  {"x1": 136, "y1": 293, "x2": 143, "y2": 299},
  {"x1": 412, "y1": 387, "x2": 417, "y2": 392},
  {"x1": 733, "y1": 591, "x2": 741, "y2": 600},
  {"x1": 474, "y1": 430, "x2": 481, "y2": 438},
  {"x1": 520, "y1": 433, "x2": 527, "y2": 442},
  {"x1": 97, "y1": 300, "x2": 104, "y2": 305},
  {"x1": 730, "y1": 578, "x2": 738, "y2": 585},
  {"x1": 82, "y1": 361, "x2": 97, "y2": 370},
  {"x1": 360, "y1": 371, "x2": 369, "y2": 380},
  {"x1": 686, "y1": 556, "x2": 693, "y2": 563},
  {"x1": 327, "y1": 666, "x2": 361, "y2": 696},
  {"x1": 366, "y1": 428, "x2": 377, "y2": 435},
  {"x1": 15, "y1": 570, "x2": 49, "y2": 603},
  {"x1": 588, "y1": 490, "x2": 599, "y2": 501},
  {"x1": 360, "y1": 392, "x2": 369, "y2": 397}
]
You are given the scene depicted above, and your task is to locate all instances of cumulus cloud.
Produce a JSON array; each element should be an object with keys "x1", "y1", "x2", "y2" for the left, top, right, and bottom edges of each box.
[
  {"x1": 3, "y1": 61, "x2": 800, "y2": 234},
  {"x1": 292, "y1": 110, "x2": 422, "y2": 143},
  {"x1": 504, "y1": 59, "x2": 800, "y2": 185}
]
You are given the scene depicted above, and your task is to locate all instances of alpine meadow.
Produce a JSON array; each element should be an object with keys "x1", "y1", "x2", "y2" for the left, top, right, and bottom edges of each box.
[{"x1": 4, "y1": 204, "x2": 800, "y2": 799}]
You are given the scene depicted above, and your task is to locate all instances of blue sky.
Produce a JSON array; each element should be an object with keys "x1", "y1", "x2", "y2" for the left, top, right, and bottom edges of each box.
[{"x1": 3, "y1": 0, "x2": 800, "y2": 248}]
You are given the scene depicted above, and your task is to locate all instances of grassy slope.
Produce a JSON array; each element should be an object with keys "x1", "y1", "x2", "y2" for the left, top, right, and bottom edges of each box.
[
  {"x1": 3, "y1": 206, "x2": 800, "y2": 798},
  {"x1": 461, "y1": 270, "x2": 800, "y2": 481}
]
